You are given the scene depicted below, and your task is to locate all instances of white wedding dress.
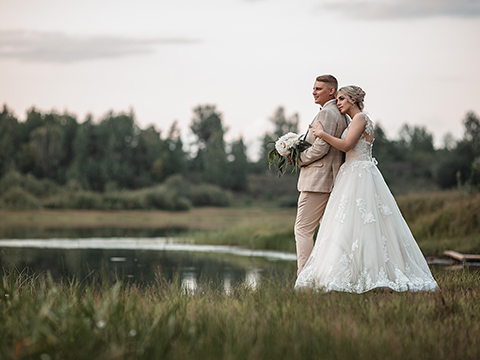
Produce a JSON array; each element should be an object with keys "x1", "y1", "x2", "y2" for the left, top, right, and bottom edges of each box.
[{"x1": 295, "y1": 113, "x2": 439, "y2": 293}]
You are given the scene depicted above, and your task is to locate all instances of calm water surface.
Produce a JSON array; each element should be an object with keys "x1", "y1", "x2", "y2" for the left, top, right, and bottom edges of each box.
[
  {"x1": 1, "y1": 228, "x2": 473, "y2": 290},
  {"x1": 0, "y1": 237, "x2": 297, "y2": 291}
]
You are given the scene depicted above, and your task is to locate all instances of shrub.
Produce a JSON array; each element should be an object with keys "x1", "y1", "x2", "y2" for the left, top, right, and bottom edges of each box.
[
  {"x1": 102, "y1": 191, "x2": 149, "y2": 210},
  {"x1": 43, "y1": 187, "x2": 191, "y2": 211},
  {"x1": 22, "y1": 174, "x2": 59, "y2": 197},
  {"x1": 0, "y1": 186, "x2": 42, "y2": 210},
  {"x1": 144, "y1": 186, "x2": 191, "y2": 211},
  {"x1": 0, "y1": 170, "x2": 59, "y2": 197},
  {"x1": 188, "y1": 183, "x2": 232, "y2": 207},
  {"x1": 43, "y1": 193, "x2": 68, "y2": 209},
  {"x1": 277, "y1": 195, "x2": 298, "y2": 208},
  {"x1": 68, "y1": 191, "x2": 103, "y2": 210},
  {"x1": 174, "y1": 196, "x2": 192, "y2": 211}
]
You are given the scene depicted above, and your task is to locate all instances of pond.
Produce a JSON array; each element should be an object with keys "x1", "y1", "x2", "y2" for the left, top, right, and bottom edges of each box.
[
  {"x1": 0, "y1": 237, "x2": 297, "y2": 291},
  {"x1": 0, "y1": 228, "x2": 475, "y2": 291}
]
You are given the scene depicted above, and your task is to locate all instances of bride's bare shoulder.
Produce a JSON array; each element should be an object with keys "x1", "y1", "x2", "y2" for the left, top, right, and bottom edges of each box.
[
  {"x1": 351, "y1": 113, "x2": 367, "y2": 122},
  {"x1": 349, "y1": 113, "x2": 367, "y2": 128}
]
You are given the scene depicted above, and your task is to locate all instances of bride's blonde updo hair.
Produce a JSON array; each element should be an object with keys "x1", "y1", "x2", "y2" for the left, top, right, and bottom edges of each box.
[{"x1": 338, "y1": 85, "x2": 366, "y2": 111}]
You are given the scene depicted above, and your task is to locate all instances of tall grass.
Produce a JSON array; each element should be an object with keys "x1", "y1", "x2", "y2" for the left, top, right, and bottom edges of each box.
[
  {"x1": 188, "y1": 224, "x2": 296, "y2": 253},
  {"x1": 1, "y1": 269, "x2": 479, "y2": 360},
  {"x1": 397, "y1": 191, "x2": 480, "y2": 240},
  {"x1": 396, "y1": 191, "x2": 480, "y2": 254}
]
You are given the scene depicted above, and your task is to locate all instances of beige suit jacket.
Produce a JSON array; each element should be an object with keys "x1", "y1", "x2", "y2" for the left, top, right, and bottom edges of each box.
[{"x1": 297, "y1": 100, "x2": 348, "y2": 193}]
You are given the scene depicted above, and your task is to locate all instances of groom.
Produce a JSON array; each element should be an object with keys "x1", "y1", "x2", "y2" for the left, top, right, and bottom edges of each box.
[{"x1": 295, "y1": 74, "x2": 348, "y2": 276}]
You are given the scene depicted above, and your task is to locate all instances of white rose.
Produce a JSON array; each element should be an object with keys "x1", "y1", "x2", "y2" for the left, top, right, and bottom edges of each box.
[
  {"x1": 275, "y1": 132, "x2": 300, "y2": 156},
  {"x1": 275, "y1": 140, "x2": 289, "y2": 156}
]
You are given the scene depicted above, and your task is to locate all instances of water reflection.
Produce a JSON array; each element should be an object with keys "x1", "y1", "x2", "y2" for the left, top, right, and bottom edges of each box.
[
  {"x1": 245, "y1": 268, "x2": 261, "y2": 290},
  {"x1": 0, "y1": 238, "x2": 296, "y2": 290},
  {"x1": 181, "y1": 269, "x2": 198, "y2": 294}
]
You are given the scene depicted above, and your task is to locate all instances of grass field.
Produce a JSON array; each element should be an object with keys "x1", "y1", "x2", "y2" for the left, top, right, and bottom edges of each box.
[
  {"x1": 1, "y1": 190, "x2": 479, "y2": 256},
  {"x1": 1, "y1": 192, "x2": 479, "y2": 359},
  {"x1": 0, "y1": 207, "x2": 296, "y2": 231},
  {"x1": 1, "y1": 269, "x2": 479, "y2": 360}
]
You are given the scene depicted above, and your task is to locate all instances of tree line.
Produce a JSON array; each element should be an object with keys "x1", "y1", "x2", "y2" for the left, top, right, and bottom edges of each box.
[
  {"x1": 0, "y1": 103, "x2": 479, "y2": 208},
  {"x1": 0, "y1": 104, "x2": 252, "y2": 193}
]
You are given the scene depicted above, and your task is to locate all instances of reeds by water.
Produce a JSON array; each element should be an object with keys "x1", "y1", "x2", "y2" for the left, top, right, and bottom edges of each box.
[{"x1": 1, "y1": 269, "x2": 479, "y2": 360}]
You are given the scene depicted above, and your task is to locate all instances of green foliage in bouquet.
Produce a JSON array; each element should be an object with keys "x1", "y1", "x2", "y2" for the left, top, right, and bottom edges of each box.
[{"x1": 267, "y1": 133, "x2": 311, "y2": 177}]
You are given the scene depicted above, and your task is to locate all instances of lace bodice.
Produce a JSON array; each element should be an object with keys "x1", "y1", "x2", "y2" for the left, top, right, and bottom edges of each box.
[{"x1": 342, "y1": 113, "x2": 374, "y2": 163}]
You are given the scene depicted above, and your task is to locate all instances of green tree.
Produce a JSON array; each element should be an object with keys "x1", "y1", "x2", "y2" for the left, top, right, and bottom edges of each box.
[
  {"x1": 97, "y1": 112, "x2": 138, "y2": 189},
  {"x1": 57, "y1": 113, "x2": 79, "y2": 183},
  {"x1": 372, "y1": 124, "x2": 399, "y2": 186},
  {"x1": 191, "y1": 105, "x2": 226, "y2": 149},
  {"x1": 190, "y1": 105, "x2": 228, "y2": 186},
  {"x1": 256, "y1": 106, "x2": 300, "y2": 173},
  {"x1": 203, "y1": 129, "x2": 227, "y2": 186},
  {"x1": 143, "y1": 121, "x2": 186, "y2": 184},
  {"x1": 0, "y1": 105, "x2": 20, "y2": 176},
  {"x1": 18, "y1": 107, "x2": 44, "y2": 143},
  {"x1": 398, "y1": 124, "x2": 435, "y2": 153},
  {"x1": 227, "y1": 137, "x2": 248, "y2": 191},
  {"x1": 139, "y1": 125, "x2": 165, "y2": 183},
  {"x1": 397, "y1": 124, "x2": 436, "y2": 179},
  {"x1": 1, "y1": 108, "x2": 78, "y2": 183},
  {"x1": 270, "y1": 106, "x2": 299, "y2": 139},
  {"x1": 67, "y1": 111, "x2": 187, "y2": 191},
  {"x1": 440, "y1": 111, "x2": 480, "y2": 189},
  {"x1": 29, "y1": 124, "x2": 64, "y2": 179},
  {"x1": 67, "y1": 115, "x2": 105, "y2": 191},
  {"x1": 163, "y1": 121, "x2": 187, "y2": 179}
]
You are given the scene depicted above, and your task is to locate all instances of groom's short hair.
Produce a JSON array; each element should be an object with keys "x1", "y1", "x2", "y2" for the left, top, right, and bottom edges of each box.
[{"x1": 316, "y1": 75, "x2": 338, "y2": 92}]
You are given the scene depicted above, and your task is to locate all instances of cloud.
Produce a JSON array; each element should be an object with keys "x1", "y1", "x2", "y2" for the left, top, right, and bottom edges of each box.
[
  {"x1": 322, "y1": 0, "x2": 480, "y2": 19},
  {"x1": 0, "y1": 30, "x2": 199, "y2": 63}
]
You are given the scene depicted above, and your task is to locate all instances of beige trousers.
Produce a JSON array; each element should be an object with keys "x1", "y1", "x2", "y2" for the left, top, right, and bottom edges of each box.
[{"x1": 294, "y1": 191, "x2": 330, "y2": 276}]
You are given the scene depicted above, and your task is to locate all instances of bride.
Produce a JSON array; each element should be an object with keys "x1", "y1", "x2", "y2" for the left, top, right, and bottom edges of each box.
[{"x1": 294, "y1": 85, "x2": 439, "y2": 293}]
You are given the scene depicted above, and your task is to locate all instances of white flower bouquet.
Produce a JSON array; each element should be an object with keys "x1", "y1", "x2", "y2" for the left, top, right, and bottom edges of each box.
[{"x1": 268, "y1": 132, "x2": 311, "y2": 177}]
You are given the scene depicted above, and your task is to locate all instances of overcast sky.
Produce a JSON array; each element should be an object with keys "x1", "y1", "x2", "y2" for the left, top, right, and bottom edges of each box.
[{"x1": 1, "y1": 0, "x2": 479, "y2": 159}]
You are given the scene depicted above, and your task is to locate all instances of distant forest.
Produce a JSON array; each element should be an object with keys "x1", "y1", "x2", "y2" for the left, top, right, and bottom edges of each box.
[{"x1": 0, "y1": 104, "x2": 479, "y2": 210}]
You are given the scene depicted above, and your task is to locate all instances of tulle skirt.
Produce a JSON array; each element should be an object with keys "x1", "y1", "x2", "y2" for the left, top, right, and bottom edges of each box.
[{"x1": 294, "y1": 159, "x2": 439, "y2": 293}]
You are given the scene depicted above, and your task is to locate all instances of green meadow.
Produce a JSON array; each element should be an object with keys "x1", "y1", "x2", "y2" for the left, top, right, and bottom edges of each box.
[
  {"x1": 1, "y1": 269, "x2": 479, "y2": 360},
  {"x1": 3, "y1": 190, "x2": 478, "y2": 256},
  {"x1": 1, "y1": 190, "x2": 479, "y2": 359}
]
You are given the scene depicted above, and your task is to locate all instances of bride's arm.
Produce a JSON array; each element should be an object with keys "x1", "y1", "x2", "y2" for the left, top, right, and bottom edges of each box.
[{"x1": 313, "y1": 113, "x2": 366, "y2": 153}]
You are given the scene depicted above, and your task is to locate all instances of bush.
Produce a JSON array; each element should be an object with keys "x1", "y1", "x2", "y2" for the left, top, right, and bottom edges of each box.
[
  {"x1": 188, "y1": 184, "x2": 232, "y2": 207},
  {"x1": 144, "y1": 186, "x2": 191, "y2": 211},
  {"x1": 247, "y1": 173, "x2": 298, "y2": 200},
  {"x1": 102, "y1": 191, "x2": 149, "y2": 210},
  {"x1": 0, "y1": 171, "x2": 25, "y2": 196},
  {"x1": 43, "y1": 193, "x2": 68, "y2": 209},
  {"x1": 43, "y1": 187, "x2": 191, "y2": 211},
  {"x1": 0, "y1": 170, "x2": 59, "y2": 197},
  {"x1": 0, "y1": 172, "x2": 231, "y2": 211},
  {"x1": 0, "y1": 186, "x2": 42, "y2": 210},
  {"x1": 44, "y1": 191, "x2": 103, "y2": 210},
  {"x1": 277, "y1": 195, "x2": 298, "y2": 208},
  {"x1": 61, "y1": 191, "x2": 103, "y2": 210},
  {"x1": 174, "y1": 196, "x2": 192, "y2": 211}
]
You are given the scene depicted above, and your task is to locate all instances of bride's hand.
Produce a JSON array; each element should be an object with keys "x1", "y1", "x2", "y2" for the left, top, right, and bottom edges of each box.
[{"x1": 312, "y1": 121, "x2": 324, "y2": 138}]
